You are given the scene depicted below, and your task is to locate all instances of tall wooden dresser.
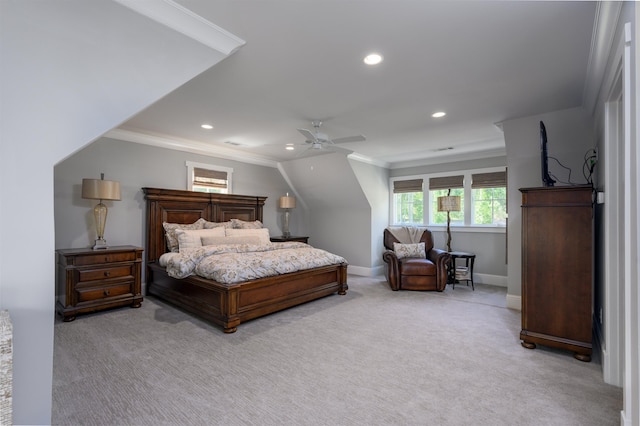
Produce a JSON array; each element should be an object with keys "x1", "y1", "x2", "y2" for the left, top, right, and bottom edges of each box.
[{"x1": 519, "y1": 185, "x2": 593, "y2": 361}]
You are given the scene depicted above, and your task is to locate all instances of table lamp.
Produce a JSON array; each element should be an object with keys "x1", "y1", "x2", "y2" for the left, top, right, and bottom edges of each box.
[
  {"x1": 82, "y1": 173, "x2": 121, "y2": 250},
  {"x1": 278, "y1": 193, "x2": 296, "y2": 238}
]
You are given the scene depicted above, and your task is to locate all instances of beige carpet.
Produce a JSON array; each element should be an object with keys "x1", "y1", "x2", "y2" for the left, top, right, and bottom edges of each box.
[{"x1": 52, "y1": 276, "x2": 622, "y2": 425}]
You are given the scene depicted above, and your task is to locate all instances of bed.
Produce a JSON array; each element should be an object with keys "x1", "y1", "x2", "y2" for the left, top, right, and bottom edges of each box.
[{"x1": 143, "y1": 187, "x2": 348, "y2": 333}]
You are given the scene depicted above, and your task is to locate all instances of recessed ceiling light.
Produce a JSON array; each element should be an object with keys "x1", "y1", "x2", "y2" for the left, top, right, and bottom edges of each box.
[
  {"x1": 201, "y1": 124, "x2": 214, "y2": 130},
  {"x1": 364, "y1": 53, "x2": 383, "y2": 65},
  {"x1": 432, "y1": 112, "x2": 446, "y2": 118},
  {"x1": 285, "y1": 144, "x2": 295, "y2": 151}
]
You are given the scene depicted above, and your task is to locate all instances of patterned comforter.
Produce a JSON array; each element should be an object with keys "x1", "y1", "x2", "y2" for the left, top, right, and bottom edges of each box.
[{"x1": 164, "y1": 242, "x2": 347, "y2": 284}]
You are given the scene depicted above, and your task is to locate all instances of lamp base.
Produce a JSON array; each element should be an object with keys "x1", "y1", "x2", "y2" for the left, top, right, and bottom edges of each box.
[
  {"x1": 282, "y1": 209, "x2": 291, "y2": 238},
  {"x1": 92, "y1": 238, "x2": 109, "y2": 250}
]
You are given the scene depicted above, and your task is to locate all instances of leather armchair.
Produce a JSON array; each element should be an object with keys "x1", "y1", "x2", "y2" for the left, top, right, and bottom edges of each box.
[{"x1": 382, "y1": 227, "x2": 451, "y2": 291}]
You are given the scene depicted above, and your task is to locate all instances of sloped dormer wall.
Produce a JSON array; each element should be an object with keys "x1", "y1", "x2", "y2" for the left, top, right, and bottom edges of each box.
[{"x1": 0, "y1": 1, "x2": 243, "y2": 423}]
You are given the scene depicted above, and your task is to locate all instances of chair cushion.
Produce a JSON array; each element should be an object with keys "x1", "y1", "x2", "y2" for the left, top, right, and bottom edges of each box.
[{"x1": 399, "y1": 258, "x2": 436, "y2": 276}]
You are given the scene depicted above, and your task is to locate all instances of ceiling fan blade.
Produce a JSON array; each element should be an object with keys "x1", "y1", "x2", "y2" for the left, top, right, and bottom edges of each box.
[
  {"x1": 331, "y1": 135, "x2": 366, "y2": 144},
  {"x1": 297, "y1": 128, "x2": 316, "y2": 142}
]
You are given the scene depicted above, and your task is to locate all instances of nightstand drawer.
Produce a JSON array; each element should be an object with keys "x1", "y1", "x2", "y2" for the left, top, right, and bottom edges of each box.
[
  {"x1": 77, "y1": 282, "x2": 133, "y2": 303},
  {"x1": 77, "y1": 265, "x2": 134, "y2": 283},
  {"x1": 72, "y1": 251, "x2": 138, "y2": 266}
]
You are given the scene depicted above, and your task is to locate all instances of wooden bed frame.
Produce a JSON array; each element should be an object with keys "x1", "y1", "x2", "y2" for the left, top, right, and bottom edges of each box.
[{"x1": 143, "y1": 187, "x2": 348, "y2": 333}]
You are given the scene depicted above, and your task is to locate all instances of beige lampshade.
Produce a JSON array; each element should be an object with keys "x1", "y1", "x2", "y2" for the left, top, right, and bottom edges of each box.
[
  {"x1": 437, "y1": 195, "x2": 461, "y2": 212},
  {"x1": 279, "y1": 194, "x2": 296, "y2": 209},
  {"x1": 82, "y1": 178, "x2": 121, "y2": 201}
]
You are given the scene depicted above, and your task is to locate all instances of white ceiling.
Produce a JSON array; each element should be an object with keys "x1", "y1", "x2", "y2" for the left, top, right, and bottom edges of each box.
[{"x1": 117, "y1": 0, "x2": 597, "y2": 168}]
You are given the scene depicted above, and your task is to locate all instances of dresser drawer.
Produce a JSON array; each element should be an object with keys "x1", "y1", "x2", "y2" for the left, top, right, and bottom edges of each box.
[
  {"x1": 72, "y1": 251, "x2": 138, "y2": 266},
  {"x1": 77, "y1": 265, "x2": 134, "y2": 283},
  {"x1": 77, "y1": 282, "x2": 133, "y2": 303}
]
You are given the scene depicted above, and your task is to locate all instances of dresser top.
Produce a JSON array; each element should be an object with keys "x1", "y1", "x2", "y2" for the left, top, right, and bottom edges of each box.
[{"x1": 57, "y1": 245, "x2": 143, "y2": 256}]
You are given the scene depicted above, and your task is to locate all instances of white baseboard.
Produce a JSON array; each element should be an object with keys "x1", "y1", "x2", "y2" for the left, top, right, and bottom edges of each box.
[
  {"x1": 474, "y1": 273, "x2": 507, "y2": 287},
  {"x1": 347, "y1": 265, "x2": 384, "y2": 277},
  {"x1": 620, "y1": 410, "x2": 630, "y2": 426},
  {"x1": 506, "y1": 294, "x2": 521, "y2": 311}
]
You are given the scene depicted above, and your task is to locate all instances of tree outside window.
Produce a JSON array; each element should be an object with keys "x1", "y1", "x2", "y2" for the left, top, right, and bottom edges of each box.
[
  {"x1": 472, "y1": 187, "x2": 507, "y2": 225},
  {"x1": 393, "y1": 192, "x2": 424, "y2": 224}
]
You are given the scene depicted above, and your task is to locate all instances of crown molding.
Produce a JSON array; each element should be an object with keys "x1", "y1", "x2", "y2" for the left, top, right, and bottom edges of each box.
[
  {"x1": 582, "y1": 1, "x2": 623, "y2": 116},
  {"x1": 105, "y1": 129, "x2": 279, "y2": 168},
  {"x1": 112, "y1": 0, "x2": 245, "y2": 55},
  {"x1": 347, "y1": 152, "x2": 389, "y2": 169},
  {"x1": 389, "y1": 147, "x2": 507, "y2": 170}
]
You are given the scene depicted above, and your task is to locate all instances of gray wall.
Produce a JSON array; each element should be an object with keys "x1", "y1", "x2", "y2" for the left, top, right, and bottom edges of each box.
[
  {"x1": 280, "y1": 152, "x2": 374, "y2": 269},
  {"x1": 349, "y1": 160, "x2": 390, "y2": 271},
  {"x1": 503, "y1": 106, "x2": 595, "y2": 299}
]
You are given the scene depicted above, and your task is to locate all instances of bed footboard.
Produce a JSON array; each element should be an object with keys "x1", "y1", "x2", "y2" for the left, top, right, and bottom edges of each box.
[{"x1": 147, "y1": 262, "x2": 348, "y2": 333}]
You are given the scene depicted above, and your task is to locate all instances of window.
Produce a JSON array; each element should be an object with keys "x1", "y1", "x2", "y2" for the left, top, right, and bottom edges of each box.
[
  {"x1": 471, "y1": 172, "x2": 507, "y2": 226},
  {"x1": 392, "y1": 179, "x2": 424, "y2": 225},
  {"x1": 429, "y1": 175, "x2": 464, "y2": 225},
  {"x1": 186, "y1": 161, "x2": 233, "y2": 194},
  {"x1": 389, "y1": 167, "x2": 506, "y2": 228}
]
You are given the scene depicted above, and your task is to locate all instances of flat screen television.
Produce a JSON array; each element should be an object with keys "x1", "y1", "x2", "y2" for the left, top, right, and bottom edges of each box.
[{"x1": 540, "y1": 121, "x2": 555, "y2": 187}]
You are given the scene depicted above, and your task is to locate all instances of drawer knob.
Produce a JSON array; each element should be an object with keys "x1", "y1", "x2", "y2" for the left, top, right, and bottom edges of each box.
[
  {"x1": 104, "y1": 289, "x2": 110, "y2": 296},
  {"x1": 104, "y1": 256, "x2": 109, "y2": 262},
  {"x1": 104, "y1": 271, "x2": 110, "y2": 277}
]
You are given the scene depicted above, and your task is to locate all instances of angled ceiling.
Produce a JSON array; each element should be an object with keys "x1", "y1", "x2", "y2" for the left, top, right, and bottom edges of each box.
[{"x1": 116, "y1": 0, "x2": 598, "y2": 168}]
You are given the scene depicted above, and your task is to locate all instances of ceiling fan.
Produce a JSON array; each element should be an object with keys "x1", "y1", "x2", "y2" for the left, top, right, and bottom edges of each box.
[{"x1": 296, "y1": 120, "x2": 366, "y2": 151}]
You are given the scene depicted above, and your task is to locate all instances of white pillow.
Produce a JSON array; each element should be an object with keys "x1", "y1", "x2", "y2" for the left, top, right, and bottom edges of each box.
[
  {"x1": 393, "y1": 242, "x2": 426, "y2": 259},
  {"x1": 175, "y1": 227, "x2": 225, "y2": 251},
  {"x1": 225, "y1": 228, "x2": 270, "y2": 245}
]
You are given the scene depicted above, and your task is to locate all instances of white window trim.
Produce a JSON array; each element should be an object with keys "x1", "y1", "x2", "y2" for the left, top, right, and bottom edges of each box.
[
  {"x1": 186, "y1": 161, "x2": 233, "y2": 193},
  {"x1": 390, "y1": 166, "x2": 506, "y2": 229}
]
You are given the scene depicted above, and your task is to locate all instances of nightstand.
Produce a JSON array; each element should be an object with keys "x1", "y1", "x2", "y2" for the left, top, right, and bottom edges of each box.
[
  {"x1": 56, "y1": 245, "x2": 143, "y2": 321},
  {"x1": 270, "y1": 236, "x2": 309, "y2": 244}
]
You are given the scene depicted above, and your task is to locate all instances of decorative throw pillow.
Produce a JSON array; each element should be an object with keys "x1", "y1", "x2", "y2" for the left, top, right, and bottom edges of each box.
[
  {"x1": 393, "y1": 242, "x2": 426, "y2": 259},
  {"x1": 230, "y1": 219, "x2": 263, "y2": 229},
  {"x1": 163, "y1": 218, "x2": 206, "y2": 252},
  {"x1": 225, "y1": 228, "x2": 270, "y2": 245},
  {"x1": 203, "y1": 221, "x2": 233, "y2": 229},
  {"x1": 175, "y1": 227, "x2": 226, "y2": 251},
  {"x1": 201, "y1": 235, "x2": 262, "y2": 246}
]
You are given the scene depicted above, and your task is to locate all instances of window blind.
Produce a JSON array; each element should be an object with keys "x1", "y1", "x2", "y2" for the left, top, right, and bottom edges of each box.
[
  {"x1": 471, "y1": 171, "x2": 507, "y2": 189},
  {"x1": 393, "y1": 179, "x2": 423, "y2": 193},
  {"x1": 429, "y1": 175, "x2": 464, "y2": 190},
  {"x1": 193, "y1": 167, "x2": 228, "y2": 189}
]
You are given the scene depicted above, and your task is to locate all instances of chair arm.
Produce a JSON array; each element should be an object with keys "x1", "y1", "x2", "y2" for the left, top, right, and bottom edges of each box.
[
  {"x1": 427, "y1": 249, "x2": 451, "y2": 291},
  {"x1": 382, "y1": 250, "x2": 400, "y2": 290}
]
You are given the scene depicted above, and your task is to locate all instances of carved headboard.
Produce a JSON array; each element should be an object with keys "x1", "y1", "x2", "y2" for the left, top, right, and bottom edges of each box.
[{"x1": 142, "y1": 187, "x2": 266, "y2": 263}]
